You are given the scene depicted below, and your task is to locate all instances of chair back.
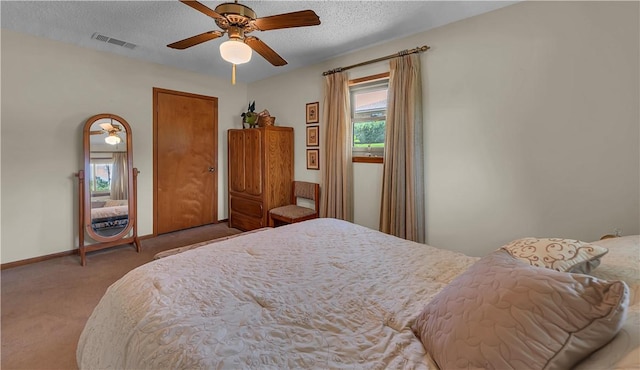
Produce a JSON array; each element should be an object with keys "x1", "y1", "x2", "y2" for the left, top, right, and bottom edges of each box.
[{"x1": 292, "y1": 181, "x2": 320, "y2": 211}]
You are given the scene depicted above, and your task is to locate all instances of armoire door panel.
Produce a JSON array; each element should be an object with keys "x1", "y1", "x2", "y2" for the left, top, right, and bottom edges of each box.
[
  {"x1": 265, "y1": 130, "x2": 294, "y2": 209},
  {"x1": 244, "y1": 130, "x2": 263, "y2": 197},
  {"x1": 228, "y1": 130, "x2": 246, "y2": 193}
]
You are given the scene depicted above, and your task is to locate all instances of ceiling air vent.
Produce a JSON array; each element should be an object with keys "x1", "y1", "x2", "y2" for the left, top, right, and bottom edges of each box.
[{"x1": 91, "y1": 33, "x2": 137, "y2": 50}]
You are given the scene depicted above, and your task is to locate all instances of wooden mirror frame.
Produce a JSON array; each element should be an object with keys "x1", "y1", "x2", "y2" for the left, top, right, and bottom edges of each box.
[{"x1": 78, "y1": 113, "x2": 140, "y2": 266}]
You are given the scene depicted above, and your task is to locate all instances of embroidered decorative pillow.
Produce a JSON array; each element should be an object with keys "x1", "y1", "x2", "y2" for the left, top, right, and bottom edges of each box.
[
  {"x1": 501, "y1": 237, "x2": 608, "y2": 273},
  {"x1": 411, "y1": 250, "x2": 629, "y2": 370}
]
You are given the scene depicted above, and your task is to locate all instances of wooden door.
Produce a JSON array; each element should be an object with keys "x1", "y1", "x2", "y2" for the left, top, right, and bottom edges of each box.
[{"x1": 154, "y1": 88, "x2": 218, "y2": 234}]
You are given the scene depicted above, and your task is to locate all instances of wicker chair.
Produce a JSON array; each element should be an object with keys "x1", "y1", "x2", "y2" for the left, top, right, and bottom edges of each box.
[{"x1": 268, "y1": 181, "x2": 320, "y2": 227}]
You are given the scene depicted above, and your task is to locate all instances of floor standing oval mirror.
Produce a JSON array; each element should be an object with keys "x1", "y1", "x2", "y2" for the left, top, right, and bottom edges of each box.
[{"x1": 77, "y1": 113, "x2": 140, "y2": 266}]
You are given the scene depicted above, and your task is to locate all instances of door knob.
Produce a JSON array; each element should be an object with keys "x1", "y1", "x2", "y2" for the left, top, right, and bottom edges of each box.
[{"x1": 208, "y1": 166, "x2": 216, "y2": 172}]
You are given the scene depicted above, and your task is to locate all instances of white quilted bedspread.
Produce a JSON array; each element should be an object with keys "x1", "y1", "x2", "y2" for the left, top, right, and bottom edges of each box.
[{"x1": 77, "y1": 219, "x2": 478, "y2": 369}]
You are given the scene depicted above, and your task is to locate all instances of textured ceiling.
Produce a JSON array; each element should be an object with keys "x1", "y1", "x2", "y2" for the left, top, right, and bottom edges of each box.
[{"x1": 1, "y1": 1, "x2": 517, "y2": 83}]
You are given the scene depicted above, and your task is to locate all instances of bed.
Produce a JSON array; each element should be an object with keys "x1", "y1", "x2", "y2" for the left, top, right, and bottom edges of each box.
[
  {"x1": 90, "y1": 200, "x2": 129, "y2": 232},
  {"x1": 77, "y1": 219, "x2": 639, "y2": 369}
]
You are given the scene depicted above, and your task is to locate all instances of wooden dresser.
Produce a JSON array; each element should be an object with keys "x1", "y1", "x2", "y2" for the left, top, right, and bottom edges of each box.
[{"x1": 228, "y1": 126, "x2": 294, "y2": 231}]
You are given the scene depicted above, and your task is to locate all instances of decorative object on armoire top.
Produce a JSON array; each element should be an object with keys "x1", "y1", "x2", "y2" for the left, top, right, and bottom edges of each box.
[
  {"x1": 167, "y1": 0, "x2": 321, "y2": 84},
  {"x1": 241, "y1": 101, "x2": 257, "y2": 128},
  {"x1": 257, "y1": 109, "x2": 275, "y2": 127}
]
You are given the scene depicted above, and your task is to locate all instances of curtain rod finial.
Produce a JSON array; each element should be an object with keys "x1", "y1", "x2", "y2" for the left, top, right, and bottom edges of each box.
[{"x1": 323, "y1": 67, "x2": 343, "y2": 76}]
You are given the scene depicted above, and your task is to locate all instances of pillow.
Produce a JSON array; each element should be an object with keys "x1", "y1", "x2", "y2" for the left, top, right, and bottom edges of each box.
[
  {"x1": 501, "y1": 237, "x2": 608, "y2": 273},
  {"x1": 91, "y1": 201, "x2": 106, "y2": 209},
  {"x1": 104, "y1": 199, "x2": 127, "y2": 207},
  {"x1": 411, "y1": 250, "x2": 629, "y2": 370}
]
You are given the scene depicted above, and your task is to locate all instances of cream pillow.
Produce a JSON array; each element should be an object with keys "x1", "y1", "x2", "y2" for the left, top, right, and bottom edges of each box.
[
  {"x1": 501, "y1": 237, "x2": 608, "y2": 273},
  {"x1": 104, "y1": 199, "x2": 127, "y2": 207},
  {"x1": 411, "y1": 250, "x2": 629, "y2": 370}
]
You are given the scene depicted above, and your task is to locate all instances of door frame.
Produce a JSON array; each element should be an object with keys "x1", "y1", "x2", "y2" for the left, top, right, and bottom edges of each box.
[{"x1": 152, "y1": 87, "x2": 219, "y2": 236}]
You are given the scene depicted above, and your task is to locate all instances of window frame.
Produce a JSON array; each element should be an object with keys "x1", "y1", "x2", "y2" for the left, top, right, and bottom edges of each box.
[
  {"x1": 349, "y1": 72, "x2": 390, "y2": 163},
  {"x1": 89, "y1": 157, "x2": 113, "y2": 195}
]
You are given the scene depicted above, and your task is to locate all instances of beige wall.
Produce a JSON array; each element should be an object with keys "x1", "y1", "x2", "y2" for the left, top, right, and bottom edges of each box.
[
  {"x1": 1, "y1": 29, "x2": 247, "y2": 263},
  {"x1": 249, "y1": 1, "x2": 640, "y2": 255},
  {"x1": 421, "y1": 1, "x2": 638, "y2": 254},
  {"x1": 2, "y1": 1, "x2": 638, "y2": 263}
]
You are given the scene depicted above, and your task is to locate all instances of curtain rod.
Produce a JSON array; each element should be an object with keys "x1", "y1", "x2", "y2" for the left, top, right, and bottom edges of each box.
[{"x1": 322, "y1": 45, "x2": 430, "y2": 76}]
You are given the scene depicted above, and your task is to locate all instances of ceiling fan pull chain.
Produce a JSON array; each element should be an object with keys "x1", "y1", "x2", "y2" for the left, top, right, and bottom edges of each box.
[{"x1": 232, "y1": 63, "x2": 237, "y2": 85}]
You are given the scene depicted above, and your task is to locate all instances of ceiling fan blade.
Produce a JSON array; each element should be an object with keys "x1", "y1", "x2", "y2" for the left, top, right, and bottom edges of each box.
[
  {"x1": 253, "y1": 10, "x2": 320, "y2": 31},
  {"x1": 179, "y1": 0, "x2": 224, "y2": 20},
  {"x1": 99, "y1": 123, "x2": 114, "y2": 130},
  {"x1": 167, "y1": 30, "x2": 223, "y2": 49},
  {"x1": 245, "y1": 36, "x2": 287, "y2": 66},
  {"x1": 90, "y1": 130, "x2": 103, "y2": 135}
]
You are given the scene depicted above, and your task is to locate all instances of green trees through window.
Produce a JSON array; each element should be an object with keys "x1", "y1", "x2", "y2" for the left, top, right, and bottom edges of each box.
[
  {"x1": 95, "y1": 176, "x2": 110, "y2": 191},
  {"x1": 353, "y1": 121, "x2": 385, "y2": 147}
]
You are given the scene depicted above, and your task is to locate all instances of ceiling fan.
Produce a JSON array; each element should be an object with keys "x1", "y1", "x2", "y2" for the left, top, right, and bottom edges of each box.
[
  {"x1": 168, "y1": 0, "x2": 321, "y2": 82},
  {"x1": 90, "y1": 122, "x2": 123, "y2": 145}
]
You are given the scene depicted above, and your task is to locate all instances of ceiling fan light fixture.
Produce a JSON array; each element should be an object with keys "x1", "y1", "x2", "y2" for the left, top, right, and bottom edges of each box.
[
  {"x1": 105, "y1": 132, "x2": 121, "y2": 145},
  {"x1": 220, "y1": 39, "x2": 252, "y2": 64}
]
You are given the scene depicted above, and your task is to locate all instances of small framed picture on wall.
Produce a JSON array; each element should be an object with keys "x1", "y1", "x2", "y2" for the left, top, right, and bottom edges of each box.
[
  {"x1": 306, "y1": 149, "x2": 319, "y2": 170},
  {"x1": 306, "y1": 125, "x2": 319, "y2": 147},
  {"x1": 306, "y1": 102, "x2": 319, "y2": 124}
]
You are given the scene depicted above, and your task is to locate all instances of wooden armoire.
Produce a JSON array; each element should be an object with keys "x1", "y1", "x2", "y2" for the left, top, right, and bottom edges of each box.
[{"x1": 228, "y1": 126, "x2": 294, "y2": 231}]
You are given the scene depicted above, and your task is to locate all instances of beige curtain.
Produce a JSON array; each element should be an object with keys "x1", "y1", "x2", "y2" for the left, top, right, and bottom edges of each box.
[
  {"x1": 320, "y1": 72, "x2": 353, "y2": 221},
  {"x1": 379, "y1": 54, "x2": 425, "y2": 242},
  {"x1": 110, "y1": 152, "x2": 128, "y2": 200}
]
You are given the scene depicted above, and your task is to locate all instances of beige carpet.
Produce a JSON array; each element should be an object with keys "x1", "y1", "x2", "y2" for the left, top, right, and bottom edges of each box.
[{"x1": 1, "y1": 223, "x2": 242, "y2": 370}]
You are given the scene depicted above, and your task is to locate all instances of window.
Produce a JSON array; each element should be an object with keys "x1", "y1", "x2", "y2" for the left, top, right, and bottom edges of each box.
[
  {"x1": 89, "y1": 158, "x2": 113, "y2": 194},
  {"x1": 350, "y1": 73, "x2": 389, "y2": 161}
]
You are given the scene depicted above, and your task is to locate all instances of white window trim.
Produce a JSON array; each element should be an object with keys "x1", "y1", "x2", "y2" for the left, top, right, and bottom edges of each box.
[{"x1": 350, "y1": 77, "x2": 389, "y2": 158}]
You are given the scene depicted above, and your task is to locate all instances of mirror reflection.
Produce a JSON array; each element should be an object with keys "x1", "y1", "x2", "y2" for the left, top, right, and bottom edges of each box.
[{"x1": 88, "y1": 118, "x2": 129, "y2": 237}]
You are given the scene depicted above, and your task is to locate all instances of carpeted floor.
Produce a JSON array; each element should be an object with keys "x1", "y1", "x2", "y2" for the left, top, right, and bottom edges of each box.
[{"x1": 1, "y1": 222, "x2": 242, "y2": 370}]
